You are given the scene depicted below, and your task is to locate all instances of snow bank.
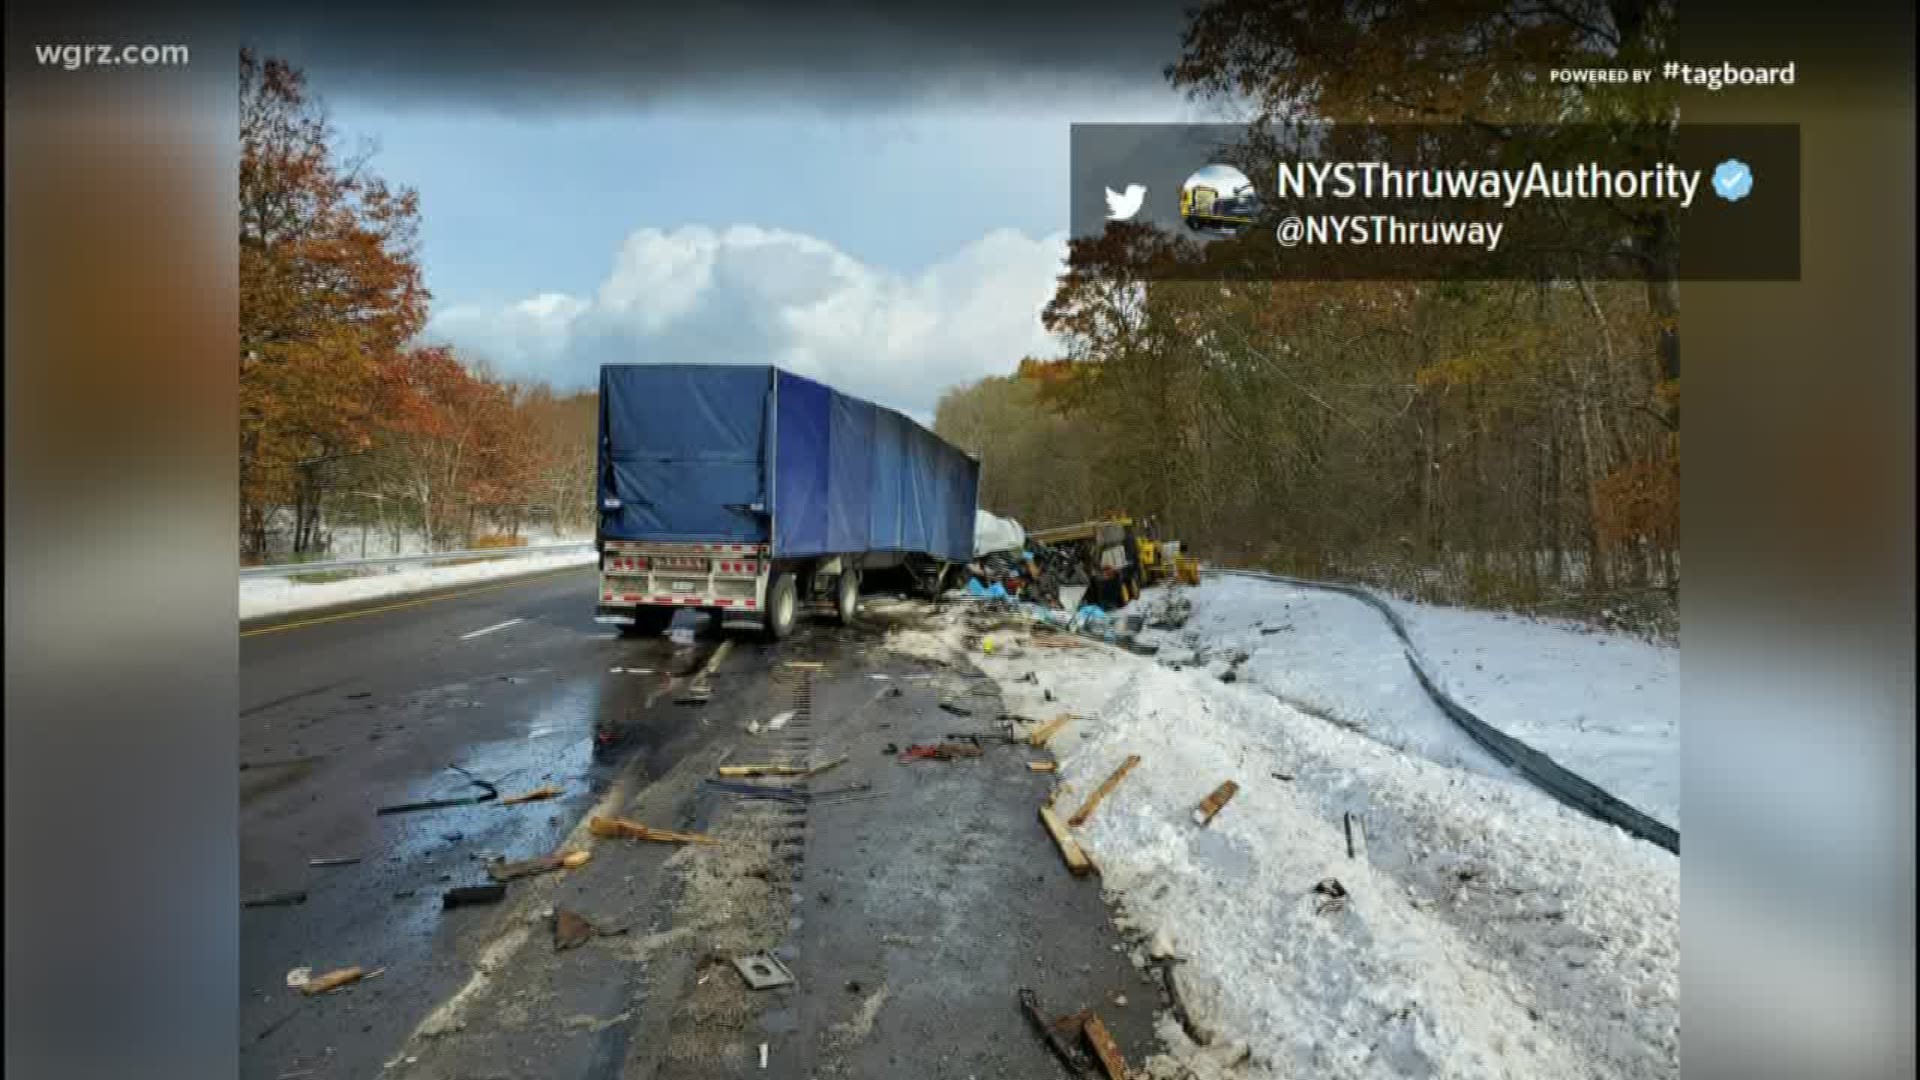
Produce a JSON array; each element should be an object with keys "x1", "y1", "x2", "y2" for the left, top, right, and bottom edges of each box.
[
  {"x1": 886, "y1": 613, "x2": 1677, "y2": 1080},
  {"x1": 1130, "y1": 577, "x2": 1678, "y2": 828},
  {"x1": 1394, "y1": 599, "x2": 1679, "y2": 828},
  {"x1": 240, "y1": 548, "x2": 596, "y2": 620},
  {"x1": 1137, "y1": 579, "x2": 1511, "y2": 782}
]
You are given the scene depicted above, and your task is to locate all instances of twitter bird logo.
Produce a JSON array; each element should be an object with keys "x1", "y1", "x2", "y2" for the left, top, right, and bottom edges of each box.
[{"x1": 1106, "y1": 183, "x2": 1146, "y2": 221}]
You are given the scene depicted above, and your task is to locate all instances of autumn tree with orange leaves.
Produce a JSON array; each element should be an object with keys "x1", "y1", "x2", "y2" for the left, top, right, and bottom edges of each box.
[
  {"x1": 937, "y1": 4, "x2": 1680, "y2": 635},
  {"x1": 238, "y1": 50, "x2": 597, "y2": 560},
  {"x1": 239, "y1": 48, "x2": 427, "y2": 557}
]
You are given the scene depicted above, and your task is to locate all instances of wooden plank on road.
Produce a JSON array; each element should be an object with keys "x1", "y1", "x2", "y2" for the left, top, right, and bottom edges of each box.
[
  {"x1": 1039, "y1": 805, "x2": 1092, "y2": 877},
  {"x1": 1069, "y1": 754, "x2": 1141, "y2": 828},
  {"x1": 1082, "y1": 1013, "x2": 1130, "y2": 1080},
  {"x1": 1027, "y1": 714, "x2": 1072, "y2": 748}
]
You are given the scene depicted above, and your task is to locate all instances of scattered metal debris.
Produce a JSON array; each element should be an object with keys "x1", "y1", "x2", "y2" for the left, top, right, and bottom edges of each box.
[
  {"x1": 377, "y1": 765, "x2": 499, "y2": 815},
  {"x1": 897, "y1": 741, "x2": 984, "y2": 762},
  {"x1": 733, "y1": 952, "x2": 796, "y2": 990},
  {"x1": 242, "y1": 891, "x2": 307, "y2": 909},
  {"x1": 809, "y1": 783, "x2": 872, "y2": 799},
  {"x1": 442, "y1": 884, "x2": 507, "y2": 908},
  {"x1": 1313, "y1": 877, "x2": 1349, "y2": 914},
  {"x1": 499, "y1": 784, "x2": 563, "y2": 805},
  {"x1": 376, "y1": 794, "x2": 483, "y2": 815},
  {"x1": 701, "y1": 779, "x2": 809, "y2": 804},
  {"x1": 944, "y1": 731, "x2": 1019, "y2": 745},
  {"x1": 307, "y1": 857, "x2": 360, "y2": 868},
  {"x1": 1019, "y1": 988, "x2": 1096, "y2": 1077}
]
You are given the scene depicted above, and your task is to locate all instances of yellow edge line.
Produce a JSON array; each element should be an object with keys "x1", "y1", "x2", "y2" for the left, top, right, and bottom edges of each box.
[{"x1": 240, "y1": 566, "x2": 591, "y2": 638}]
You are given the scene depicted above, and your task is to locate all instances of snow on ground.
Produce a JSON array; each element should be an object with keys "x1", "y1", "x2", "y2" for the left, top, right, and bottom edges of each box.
[
  {"x1": 886, "y1": 609, "x2": 1677, "y2": 1080},
  {"x1": 1393, "y1": 598, "x2": 1679, "y2": 829},
  {"x1": 239, "y1": 547, "x2": 596, "y2": 620},
  {"x1": 1130, "y1": 577, "x2": 1678, "y2": 829},
  {"x1": 310, "y1": 526, "x2": 584, "y2": 561}
]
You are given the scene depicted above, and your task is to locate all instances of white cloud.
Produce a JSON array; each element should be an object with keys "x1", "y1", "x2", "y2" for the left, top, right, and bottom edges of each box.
[
  {"x1": 595, "y1": 229, "x2": 717, "y2": 330},
  {"x1": 429, "y1": 291, "x2": 588, "y2": 373},
  {"x1": 423, "y1": 223, "x2": 1068, "y2": 418}
]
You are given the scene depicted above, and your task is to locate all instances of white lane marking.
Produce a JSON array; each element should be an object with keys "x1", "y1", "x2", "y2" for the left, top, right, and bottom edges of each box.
[{"x1": 459, "y1": 618, "x2": 523, "y2": 640}]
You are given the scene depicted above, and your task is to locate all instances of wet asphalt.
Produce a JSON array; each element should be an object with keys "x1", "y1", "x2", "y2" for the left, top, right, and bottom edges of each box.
[
  {"x1": 240, "y1": 573, "x2": 1163, "y2": 1079},
  {"x1": 240, "y1": 569, "x2": 699, "y2": 1079}
]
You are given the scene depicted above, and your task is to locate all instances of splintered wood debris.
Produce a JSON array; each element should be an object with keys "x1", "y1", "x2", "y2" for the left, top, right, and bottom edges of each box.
[
  {"x1": 1039, "y1": 805, "x2": 1093, "y2": 877},
  {"x1": 1193, "y1": 780, "x2": 1240, "y2": 827},
  {"x1": 1068, "y1": 754, "x2": 1141, "y2": 827},
  {"x1": 588, "y1": 816, "x2": 718, "y2": 845}
]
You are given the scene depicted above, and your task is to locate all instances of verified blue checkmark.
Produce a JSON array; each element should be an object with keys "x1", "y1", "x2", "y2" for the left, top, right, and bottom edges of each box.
[{"x1": 1712, "y1": 158, "x2": 1753, "y2": 202}]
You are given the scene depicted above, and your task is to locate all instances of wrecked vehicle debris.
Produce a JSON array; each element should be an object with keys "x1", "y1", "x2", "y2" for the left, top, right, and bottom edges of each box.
[
  {"x1": 733, "y1": 952, "x2": 796, "y2": 990},
  {"x1": 441, "y1": 884, "x2": 507, "y2": 908},
  {"x1": 897, "y1": 741, "x2": 984, "y2": 762}
]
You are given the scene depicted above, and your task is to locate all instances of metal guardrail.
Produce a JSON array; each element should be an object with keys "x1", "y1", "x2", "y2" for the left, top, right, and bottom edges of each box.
[
  {"x1": 240, "y1": 541, "x2": 596, "y2": 579},
  {"x1": 1203, "y1": 566, "x2": 1680, "y2": 855}
]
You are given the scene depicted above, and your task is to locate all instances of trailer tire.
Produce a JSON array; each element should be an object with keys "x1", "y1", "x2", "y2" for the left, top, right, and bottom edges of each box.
[
  {"x1": 835, "y1": 570, "x2": 861, "y2": 626},
  {"x1": 765, "y1": 572, "x2": 798, "y2": 640},
  {"x1": 620, "y1": 607, "x2": 675, "y2": 637}
]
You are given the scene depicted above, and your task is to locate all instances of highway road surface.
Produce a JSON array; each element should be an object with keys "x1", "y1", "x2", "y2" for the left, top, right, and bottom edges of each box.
[{"x1": 240, "y1": 568, "x2": 1162, "y2": 1080}]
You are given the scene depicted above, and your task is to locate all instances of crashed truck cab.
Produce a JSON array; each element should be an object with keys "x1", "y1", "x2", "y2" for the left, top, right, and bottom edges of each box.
[{"x1": 593, "y1": 364, "x2": 978, "y2": 640}]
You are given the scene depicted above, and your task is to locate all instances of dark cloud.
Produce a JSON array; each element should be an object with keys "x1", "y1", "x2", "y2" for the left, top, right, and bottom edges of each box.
[{"x1": 12, "y1": 0, "x2": 1191, "y2": 110}]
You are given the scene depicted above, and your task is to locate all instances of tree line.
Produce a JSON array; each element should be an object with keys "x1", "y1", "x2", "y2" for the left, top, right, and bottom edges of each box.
[
  {"x1": 935, "y1": 0, "x2": 1679, "y2": 634},
  {"x1": 239, "y1": 50, "x2": 596, "y2": 562}
]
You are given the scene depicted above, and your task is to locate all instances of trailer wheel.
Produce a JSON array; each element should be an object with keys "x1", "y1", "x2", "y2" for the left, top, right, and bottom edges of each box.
[
  {"x1": 764, "y1": 572, "x2": 798, "y2": 640},
  {"x1": 834, "y1": 570, "x2": 861, "y2": 626}
]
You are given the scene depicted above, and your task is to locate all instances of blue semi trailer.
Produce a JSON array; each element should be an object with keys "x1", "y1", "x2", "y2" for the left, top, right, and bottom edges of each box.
[{"x1": 594, "y1": 364, "x2": 981, "y2": 639}]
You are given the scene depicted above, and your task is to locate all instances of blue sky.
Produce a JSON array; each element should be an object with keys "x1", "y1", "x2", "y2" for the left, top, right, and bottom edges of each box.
[
  {"x1": 327, "y1": 105, "x2": 1081, "y2": 307},
  {"x1": 313, "y1": 67, "x2": 1210, "y2": 418}
]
